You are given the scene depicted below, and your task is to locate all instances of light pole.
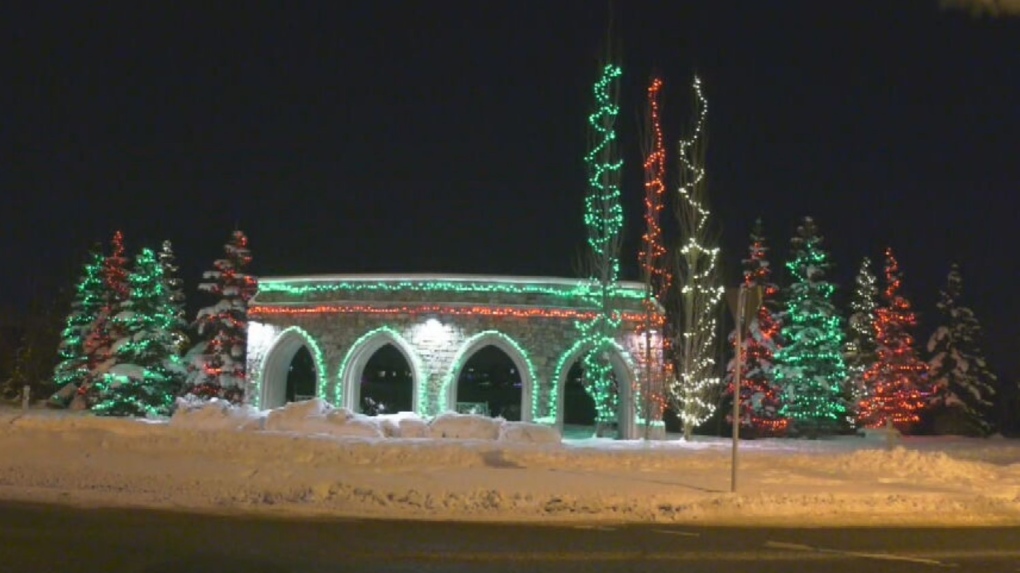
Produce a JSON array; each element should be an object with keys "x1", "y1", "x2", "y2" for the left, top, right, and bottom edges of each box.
[{"x1": 725, "y1": 285, "x2": 762, "y2": 494}]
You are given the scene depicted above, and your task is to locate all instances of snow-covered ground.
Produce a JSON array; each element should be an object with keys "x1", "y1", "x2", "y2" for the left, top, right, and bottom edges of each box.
[{"x1": 2, "y1": 397, "x2": 1019, "y2": 526}]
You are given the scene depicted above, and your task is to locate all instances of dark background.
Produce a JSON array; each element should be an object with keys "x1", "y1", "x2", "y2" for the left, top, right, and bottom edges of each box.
[{"x1": 3, "y1": 2, "x2": 1017, "y2": 396}]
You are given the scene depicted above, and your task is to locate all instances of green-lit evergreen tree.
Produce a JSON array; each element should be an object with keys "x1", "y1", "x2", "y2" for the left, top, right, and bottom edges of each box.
[
  {"x1": 93, "y1": 248, "x2": 186, "y2": 417},
  {"x1": 773, "y1": 217, "x2": 848, "y2": 436},
  {"x1": 51, "y1": 248, "x2": 108, "y2": 396}
]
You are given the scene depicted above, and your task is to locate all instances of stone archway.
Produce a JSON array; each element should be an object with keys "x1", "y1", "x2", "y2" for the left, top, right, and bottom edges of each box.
[
  {"x1": 442, "y1": 330, "x2": 536, "y2": 422},
  {"x1": 335, "y1": 327, "x2": 425, "y2": 414},
  {"x1": 259, "y1": 326, "x2": 326, "y2": 410},
  {"x1": 553, "y1": 340, "x2": 637, "y2": 437}
]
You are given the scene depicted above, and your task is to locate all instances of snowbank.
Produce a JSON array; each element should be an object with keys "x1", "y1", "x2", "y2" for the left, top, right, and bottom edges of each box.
[
  {"x1": 1, "y1": 401, "x2": 1019, "y2": 526},
  {"x1": 170, "y1": 397, "x2": 562, "y2": 444}
]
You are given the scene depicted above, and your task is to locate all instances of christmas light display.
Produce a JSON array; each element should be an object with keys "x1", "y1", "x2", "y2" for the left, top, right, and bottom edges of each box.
[
  {"x1": 249, "y1": 304, "x2": 652, "y2": 322},
  {"x1": 330, "y1": 326, "x2": 424, "y2": 411},
  {"x1": 926, "y1": 263, "x2": 997, "y2": 434},
  {"x1": 636, "y1": 76, "x2": 672, "y2": 430},
  {"x1": 158, "y1": 240, "x2": 188, "y2": 354},
  {"x1": 578, "y1": 62, "x2": 625, "y2": 429},
  {"x1": 51, "y1": 248, "x2": 108, "y2": 396},
  {"x1": 93, "y1": 248, "x2": 186, "y2": 417},
  {"x1": 185, "y1": 230, "x2": 258, "y2": 403},
  {"x1": 78, "y1": 231, "x2": 132, "y2": 403},
  {"x1": 669, "y1": 76, "x2": 725, "y2": 440},
  {"x1": 857, "y1": 248, "x2": 932, "y2": 431},
  {"x1": 844, "y1": 256, "x2": 879, "y2": 421},
  {"x1": 439, "y1": 330, "x2": 537, "y2": 418},
  {"x1": 773, "y1": 217, "x2": 848, "y2": 436},
  {"x1": 546, "y1": 336, "x2": 638, "y2": 425},
  {"x1": 724, "y1": 218, "x2": 787, "y2": 436},
  {"x1": 258, "y1": 278, "x2": 645, "y2": 301},
  {"x1": 251, "y1": 325, "x2": 326, "y2": 410}
]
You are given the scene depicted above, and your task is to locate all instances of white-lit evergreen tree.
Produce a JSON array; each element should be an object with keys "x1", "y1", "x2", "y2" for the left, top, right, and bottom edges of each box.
[
  {"x1": 185, "y1": 230, "x2": 258, "y2": 403},
  {"x1": 844, "y1": 256, "x2": 879, "y2": 418},
  {"x1": 926, "y1": 263, "x2": 997, "y2": 435},
  {"x1": 158, "y1": 240, "x2": 188, "y2": 353},
  {"x1": 93, "y1": 248, "x2": 186, "y2": 417}
]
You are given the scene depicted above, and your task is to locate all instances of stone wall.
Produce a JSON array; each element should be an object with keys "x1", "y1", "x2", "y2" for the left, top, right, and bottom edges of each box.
[{"x1": 246, "y1": 275, "x2": 666, "y2": 438}]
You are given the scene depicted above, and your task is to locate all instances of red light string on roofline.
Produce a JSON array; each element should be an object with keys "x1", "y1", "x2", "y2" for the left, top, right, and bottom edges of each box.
[{"x1": 249, "y1": 304, "x2": 664, "y2": 325}]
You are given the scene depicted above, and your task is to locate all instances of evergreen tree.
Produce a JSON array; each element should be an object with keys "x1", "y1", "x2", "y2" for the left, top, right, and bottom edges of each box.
[
  {"x1": 926, "y1": 263, "x2": 997, "y2": 435},
  {"x1": 158, "y1": 240, "x2": 188, "y2": 353},
  {"x1": 185, "y1": 230, "x2": 258, "y2": 403},
  {"x1": 724, "y1": 218, "x2": 787, "y2": 436},
  {"x1": 857, "y1": 248, "x2": 932, "y2": 432},
  {"x1": 51, "y1": 248, "x2": 108, "y2": 395},
  {"x1": 93, "y1": 248, "x2": 186, "y2": 417},
  {"x1": 773, "y1": 217, "x2": 848, "y2": 436},
  {"x1": 80, "y1": 231, "x2": 131, "y2": 400},
  {"x1": 844, "y1": 257, "x2": 880, "y2": 419}
]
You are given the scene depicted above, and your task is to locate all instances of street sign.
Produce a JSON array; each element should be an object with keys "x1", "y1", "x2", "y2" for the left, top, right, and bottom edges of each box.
[{"x1": 725, "y1": 286, "x2": 763, "y2": 328}]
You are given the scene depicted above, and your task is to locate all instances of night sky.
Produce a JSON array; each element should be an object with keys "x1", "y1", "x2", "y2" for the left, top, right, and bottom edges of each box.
[{"x1": 4, "y1": 2, "x2": 1018, "y2": 383}]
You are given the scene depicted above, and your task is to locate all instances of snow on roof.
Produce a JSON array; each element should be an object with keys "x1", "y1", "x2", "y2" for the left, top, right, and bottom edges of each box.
[{"x1": 258, "y1": 273, "x2": 648, "y2": 291}]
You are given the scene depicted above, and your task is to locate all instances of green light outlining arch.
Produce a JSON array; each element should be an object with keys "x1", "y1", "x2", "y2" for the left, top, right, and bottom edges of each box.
[
  {"x1": 440, "y1": 330, "x2": 537, "y2": 420},
  {"x1": 333, "y1": 326, "x2": 426, "y2": 413},
  {"x1": 256, "y1": 326, "x2": 326, "y2": 410},
  {"x1": 546, "y1": 338, "x2": 638, "y2": 425}
]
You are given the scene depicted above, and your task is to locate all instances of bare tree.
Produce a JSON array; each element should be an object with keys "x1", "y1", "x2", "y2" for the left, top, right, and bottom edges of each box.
[
  {"x1": 668, "y1": 76, "x2": 725, "y2": 441},
  {"x1": 636, "y1": 75, "x2": 672, "y2": 439}
]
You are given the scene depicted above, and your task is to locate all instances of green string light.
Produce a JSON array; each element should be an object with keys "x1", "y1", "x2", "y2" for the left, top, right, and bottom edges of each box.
[
  {"x1": 773, "y1": 217, "x2": 848, "y2": 435},
  {"x1": 577, "y1": 62, "x2": 625, "y2": 426},
  {"x1": 332, "y1": 326, "x2": 427, "y2": 412},
  {"x1": 257, "y1": 278, "x2": 645, "y2": 301},
  {"x1": 251, "y1": 325, "x2": 327, "y2": 410},
  {"x1": 439, "y1": 330, "x2": 538, "y2": 419}
]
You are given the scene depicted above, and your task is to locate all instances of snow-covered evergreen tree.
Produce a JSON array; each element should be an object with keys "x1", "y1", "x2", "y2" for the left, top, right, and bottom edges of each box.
[
  {"x1": 926, "y1": 263, "x2": 997, "y2": 435},
  {"x1": 773, "y1": 217, "x2": 848, "y2": 436},
  {"x1": 93, "y1": 248, "x2": 186, "y2": 417},
  {"x1": 724, "y1": 218, "x2": 786, "y2": 436},
  {"x1": 51, "y1": 248, "x2": 108, "y2": 394},
  {"x1": 185, "y1": 230, "x2": 258, "y2": 403},
  {"x1": 80, "y1": 231, "x2": 131, "y2": 401},
  {"x1": 844, "y1": 257, "x2": 879, "y2": 419},
  {"x1": 158, "y1": 240, "x2": 188, "y2": 353},
  {"x1": 857, "y1": 248, "x2": 932, "y2": 432}
]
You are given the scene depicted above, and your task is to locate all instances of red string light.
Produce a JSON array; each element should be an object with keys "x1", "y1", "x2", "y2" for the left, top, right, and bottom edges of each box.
[{"x1": 250, "y1": 304, "x2": 663, "y2": 325}]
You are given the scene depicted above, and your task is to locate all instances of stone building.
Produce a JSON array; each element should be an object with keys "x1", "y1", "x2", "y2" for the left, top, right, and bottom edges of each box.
[{"x1": 246, "y1": 274, "x2": 666, "y2": 438}]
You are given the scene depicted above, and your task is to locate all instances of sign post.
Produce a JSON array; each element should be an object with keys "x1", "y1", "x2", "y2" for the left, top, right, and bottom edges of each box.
[{"x1": 725, "y1": 285, "x2": 762, "y2": 493}]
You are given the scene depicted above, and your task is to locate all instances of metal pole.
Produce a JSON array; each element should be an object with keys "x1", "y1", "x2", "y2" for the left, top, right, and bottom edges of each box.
[{"x1": 730, "y1": 286, "x2": 746, "y2": 494}]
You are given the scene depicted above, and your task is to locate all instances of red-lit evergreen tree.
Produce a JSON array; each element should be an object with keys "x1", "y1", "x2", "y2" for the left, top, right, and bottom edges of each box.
[
  {"x1": 636, "y1": 75, "x2": 671, "y2": 434},
  {"x1": 725, "y1": 218, "x2": 787, "y2": 436},
  {"x1": 184, "y1": 230, "x2": 258, "y2": 403},
  {"x1": 857, "y1": 247, "x2": 932, "y2": 431},
  {"x1": 79, "y1": 231, "x2": 131, "y2": 403}
]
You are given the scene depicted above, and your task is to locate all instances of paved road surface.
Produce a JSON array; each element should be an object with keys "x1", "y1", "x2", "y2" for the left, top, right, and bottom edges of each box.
[{"x1": 1, "y1": 501, "x2": 1019, "y2": 572}]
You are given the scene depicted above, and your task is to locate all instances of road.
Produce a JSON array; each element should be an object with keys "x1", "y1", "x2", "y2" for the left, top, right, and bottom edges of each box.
[{"x1": 1, "y1": 501, "x2": 1019, "y2": 572}]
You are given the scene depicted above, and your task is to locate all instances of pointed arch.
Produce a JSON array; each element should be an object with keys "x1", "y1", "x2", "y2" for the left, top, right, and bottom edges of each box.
[
  {"x1": 334, "y1": 327, "x2": 425, "y2": 414},
  {"x1": 442, "y1": 330, "x2": 537, "y2": 421},
  {"x1": 549, "y1": 338, "x2": 637, "y2": 430},
  {"x1": 257, "y1": 326, "x2": 326, "y2": 410}
]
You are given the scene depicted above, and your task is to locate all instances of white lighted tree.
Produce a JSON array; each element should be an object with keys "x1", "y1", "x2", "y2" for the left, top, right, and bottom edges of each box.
[{"x1": 668, "y1": 76, "x2": 724, "y2": 440}]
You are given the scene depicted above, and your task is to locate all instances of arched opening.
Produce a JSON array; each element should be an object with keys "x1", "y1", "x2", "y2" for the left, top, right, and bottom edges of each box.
[
  {"x1": 259, "y1": 328, "x2": 323, "y2": 410},
  {"x1": 562, "y1": 360, "x2": 604, "y2": 438},
  {"x1": 359, "y1": 344, "x2": 414, "y2": 415},
  {"x1": 455, "y1": 345, "x2": 523, "y2": 421},
  {"x1": 557, "y1": 345, "x2": 636, "y2": 439},
  {"x1": 285, "y1": 346, "x2": 317, "y2": 403}
]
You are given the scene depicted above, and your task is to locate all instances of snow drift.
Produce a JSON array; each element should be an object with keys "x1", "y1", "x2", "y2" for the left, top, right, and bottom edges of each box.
[{"x1": 1, "y1": 399, "x2": 1019, "y2": 526}]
